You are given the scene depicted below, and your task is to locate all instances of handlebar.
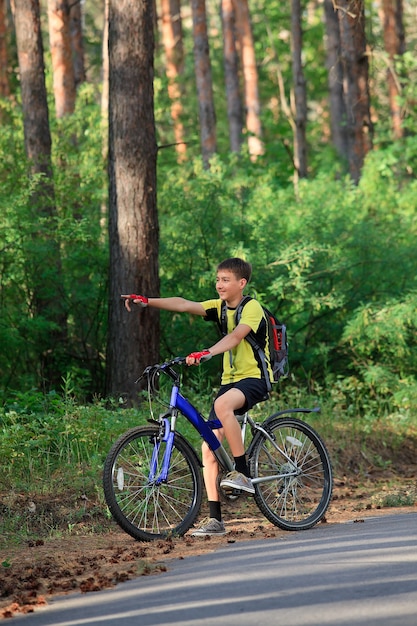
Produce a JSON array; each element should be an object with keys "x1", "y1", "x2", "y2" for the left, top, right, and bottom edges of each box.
[
  {"x1": 138, "y1": 357, "x2": 185, "y2": 383},
  {"x1": 137, "y1": 355, "x2": 212, "y2": 396}
]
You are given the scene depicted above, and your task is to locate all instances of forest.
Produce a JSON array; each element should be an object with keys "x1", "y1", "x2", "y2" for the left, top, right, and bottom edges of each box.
[{"x1": 0, "y1": 0, "x2": 416, "y2": 423}]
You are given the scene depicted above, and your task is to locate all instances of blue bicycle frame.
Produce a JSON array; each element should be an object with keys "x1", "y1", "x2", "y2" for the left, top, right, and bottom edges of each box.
[{"x1": 149, "y1": 380, "x2": 234, "y2": 485}]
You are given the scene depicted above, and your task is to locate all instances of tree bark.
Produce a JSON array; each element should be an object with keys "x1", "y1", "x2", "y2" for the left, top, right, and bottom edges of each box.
[
  {"x1": 0, "y1": 0, "x2": 9, "y2": 102},
  {"x1": 221, "y1": 0, "x2": 243, "y2": 152},
  {"x1": 190, "y1": 0, "x2": 217, "y2": 166},
  {"x1": 160, "y1": 0, "x2": 186, "y2": 160},
  {"x1": 47, "y1": 0, "x2": 76, "y2": 117},
  {"x1": 70, "y1": 0, "x2": 86, "y2": 88},
  {"x1": 100, "y1": 0, "x2": 109, "y2": 234},
  {"x1": 324, "y1": 0, "x2": 348, "y2": 159},
  {"x1": 106, "y1": 0, "x2": 160, "y2": 406},
  {"x1": 101, "y1": 0, "x2": 109, "y2": 137},
  {"x1": 382, "y1": 0, "x2": 405, "y2": 139},
  {"x1": 13, "y1": 0, "x2": 67, "y2": 390},
  {"x1": 232, "y1": 0, "x2": 263, "y2": 159},
  {"x1": 337, "y1": 0, "x2": 373, "y2": 184},
  {"x1": 291, "y1": 0, "x2": 308, "y2": 179}
]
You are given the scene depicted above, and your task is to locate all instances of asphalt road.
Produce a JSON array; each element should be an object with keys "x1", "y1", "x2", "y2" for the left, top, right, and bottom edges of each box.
[{"x1": 9, "y1": 513, "x2": 417, "y2": 626}]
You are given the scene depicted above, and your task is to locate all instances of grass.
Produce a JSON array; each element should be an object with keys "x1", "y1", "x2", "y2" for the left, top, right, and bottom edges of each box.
[
  {"x1": 371, "y1": 489, "x2": 417, "y2": 508},
  {"x1": 1, "y1": 383, "x2": 417, "y2": 548}
]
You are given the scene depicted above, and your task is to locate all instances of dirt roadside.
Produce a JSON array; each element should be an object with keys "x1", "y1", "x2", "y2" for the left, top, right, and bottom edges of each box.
[{"x1": 2, "y1": 475, "x2": 417, "y2": 620}]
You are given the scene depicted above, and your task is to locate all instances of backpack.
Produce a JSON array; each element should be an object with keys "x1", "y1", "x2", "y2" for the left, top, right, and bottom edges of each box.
[{"x1": 219, "y1": 296, "x2": 288, "y2": 392}]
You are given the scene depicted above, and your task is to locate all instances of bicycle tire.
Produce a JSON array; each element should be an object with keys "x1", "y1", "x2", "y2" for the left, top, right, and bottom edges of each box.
[
  {"x1": 103, "y1": 425, "x2": 203, "y2": 541},
  {"x1": 249, "y1": 416, "x2": 333, "y2": 531}
]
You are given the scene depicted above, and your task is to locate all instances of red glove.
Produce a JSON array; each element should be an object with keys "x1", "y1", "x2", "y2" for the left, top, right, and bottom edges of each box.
[
  {"x1": 121, "y1": 294, "x2": 149, "y2": 308},
  {"x1": 186, "y1": 350, "x2": 212, "y2": 364}
]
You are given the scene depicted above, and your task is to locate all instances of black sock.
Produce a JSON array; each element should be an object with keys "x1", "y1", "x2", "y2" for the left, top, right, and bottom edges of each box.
[
  {"x1": 209, "y1": 500, "x2": 222, "y2": 522},
  {"x1": 234, "y1": 454, "x2": 250, "y2": 477}
]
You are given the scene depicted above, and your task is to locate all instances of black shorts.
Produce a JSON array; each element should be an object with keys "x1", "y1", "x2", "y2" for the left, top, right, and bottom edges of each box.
[{"x1": 208, "y1": 378, "x2": 269, "y2": 429}]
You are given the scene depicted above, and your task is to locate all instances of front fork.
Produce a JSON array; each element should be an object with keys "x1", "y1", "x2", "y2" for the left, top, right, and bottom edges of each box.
[{"x1": 148, "y1": 416, "x2": 175, "y2": 485}]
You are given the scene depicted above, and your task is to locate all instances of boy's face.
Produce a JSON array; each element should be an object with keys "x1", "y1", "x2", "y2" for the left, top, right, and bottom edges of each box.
[{"x1": 215, "y1": 269, "x2": 247, "y2": 305}]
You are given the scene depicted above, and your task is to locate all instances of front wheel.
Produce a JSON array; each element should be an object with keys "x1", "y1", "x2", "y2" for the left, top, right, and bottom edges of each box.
[
  {"x1": 249, "y1": 416, "x2": 333, "y2": 531},
  {"x1": 103, "y1": 425, "x2": 203, "y2": 541}
]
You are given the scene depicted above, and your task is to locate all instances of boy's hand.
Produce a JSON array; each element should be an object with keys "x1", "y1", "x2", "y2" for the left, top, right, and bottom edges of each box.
[
  {"x1": 186, "y1": 350, "x2": 212, "y2": 366},
  {"x1": 121, "y1": 294, "x2": 149, "y2": 312}
]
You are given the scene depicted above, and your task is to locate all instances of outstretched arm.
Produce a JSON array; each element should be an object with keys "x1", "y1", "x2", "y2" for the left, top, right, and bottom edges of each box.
[{"x1": 121, "y1": 294, "x2": 206, "y2": 316}]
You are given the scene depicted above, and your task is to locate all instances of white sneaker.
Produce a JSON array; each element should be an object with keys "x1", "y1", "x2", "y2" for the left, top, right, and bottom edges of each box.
[
  {"x1": 190, "y1": 517, "x2": 226, "y2": 537},
  {"x1": 220, "y1": 470, "x2": 255, "y2": 494}
]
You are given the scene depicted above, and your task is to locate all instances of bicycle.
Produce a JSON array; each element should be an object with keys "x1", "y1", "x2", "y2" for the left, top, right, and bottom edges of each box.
[{"x1": 103, "y1": 357, "x2": 333, "y2": 541}]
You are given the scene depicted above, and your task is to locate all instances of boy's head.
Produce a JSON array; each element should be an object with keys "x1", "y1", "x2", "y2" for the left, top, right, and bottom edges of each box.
[{"x1": 217, "y1": 258, "x2": 252, "y2": 283}]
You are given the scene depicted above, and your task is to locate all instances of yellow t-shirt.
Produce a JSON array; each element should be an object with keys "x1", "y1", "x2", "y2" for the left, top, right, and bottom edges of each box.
[{"x1": 201, "y1": 297, "x2": 273, "y2": 385}]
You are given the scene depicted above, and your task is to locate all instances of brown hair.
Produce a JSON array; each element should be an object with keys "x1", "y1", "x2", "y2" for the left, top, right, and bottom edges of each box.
[{"x1": 217, "y1": 258, "x2": 252, "y2": 282}]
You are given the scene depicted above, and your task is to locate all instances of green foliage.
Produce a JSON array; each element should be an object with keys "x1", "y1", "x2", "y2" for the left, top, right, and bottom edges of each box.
[
  {"x1": 340, "y1": 292, "x2": 417, "y2": 417},
  {"x1": 342, "y1": 293, "x2": 417, "y2": 372},
  {"x1": 0, "y1": 389, "x2": 141, "y2": 491},
  {"x1": 0, "y1": 86, "x2": 108, "y2": 400}
]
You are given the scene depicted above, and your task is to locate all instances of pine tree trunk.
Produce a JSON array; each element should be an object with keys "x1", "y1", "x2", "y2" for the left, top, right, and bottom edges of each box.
[
  {"x1": 191, "y1": 0, "x2": 217, "y2": 166},
  {"x1": 221, "y1": 0, "x2": 243, "y2": 153},
  {"x1": 106, "y1": 0, "x2": 160, "y2": 406},
  {"x1": 382, "y1": 0, "x2": 405, "y2": 139},
  {"x1": 337, "y1": 0, "x2": 373, "y2": 184},
  {"x1": 160, "y1": 0, "x2": 186, "y2": 160},
  {"x1": 47, "y1": 0, "x2": 76, "y2": 118},
  {"x1": 70, "y1": 0, "x2": 86, "y2": 88},
  {"x1": 324, "y1": 0, "x2": 348, "y2": 159},
  {"x1": 101, "y1": 0, "x2": 109, "y2": 137},
  {"x1": 232, "y1": 0, "x2": 263, "y2": 159},
  {"x1": 291, "y1": 0, "x2": 308, "y2": 179},
  {"x1": 0, "y1": 0, "x2": 9, "y2": 102},
  {"x1": 14, "y1": 0, "x2": 67, "y2": 390},
  {"x1": 100, "y1": 0, "x2": 110, "y2": 237}
]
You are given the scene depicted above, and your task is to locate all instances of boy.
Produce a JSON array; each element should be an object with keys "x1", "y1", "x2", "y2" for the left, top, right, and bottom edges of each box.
[{"x1": 122, "y1": 257, "x2": 272, "y2": 537}]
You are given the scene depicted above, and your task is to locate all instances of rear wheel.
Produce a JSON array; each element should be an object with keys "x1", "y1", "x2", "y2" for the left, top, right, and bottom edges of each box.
[
  {"x1": 250, "y1": 416, "x2": 333, "y2": 530},
  {"x1": 103, "y1": 425, "x2": 202, "y2": 541}
]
